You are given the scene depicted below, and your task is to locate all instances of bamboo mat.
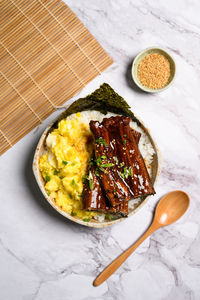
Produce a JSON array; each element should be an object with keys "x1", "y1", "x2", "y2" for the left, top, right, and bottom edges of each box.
[{"x1": 0, "y1": 0, "x2": 113, "y2": 156}]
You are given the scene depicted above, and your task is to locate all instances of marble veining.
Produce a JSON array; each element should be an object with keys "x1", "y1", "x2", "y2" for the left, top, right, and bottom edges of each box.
[{"x1": 0, "y1": 0, "x2": 200, "y2": 299}]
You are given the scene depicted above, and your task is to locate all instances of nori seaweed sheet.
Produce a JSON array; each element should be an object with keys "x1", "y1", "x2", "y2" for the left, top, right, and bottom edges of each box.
[{"x1": 52, "y1": 83, "x2": 140, "y2": 129}]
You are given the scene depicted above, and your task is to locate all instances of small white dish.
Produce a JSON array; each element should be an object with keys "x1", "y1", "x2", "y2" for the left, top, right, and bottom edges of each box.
[{"x1": 132, "y1": 47, "x2": 176, "y2": 93}]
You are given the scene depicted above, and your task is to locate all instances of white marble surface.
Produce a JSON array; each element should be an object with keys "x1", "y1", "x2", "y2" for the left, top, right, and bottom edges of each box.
[{"x1": 0, "y1": 0, "x2": 200, "y2": 299}]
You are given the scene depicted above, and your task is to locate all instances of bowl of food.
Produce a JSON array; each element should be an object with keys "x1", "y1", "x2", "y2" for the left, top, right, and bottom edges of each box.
[
  {"x1": 33, "y1": 83, "x2": 162, "y2": 228},
  {"x1": 132, "y1": 47, "x2": 176, "y2": 93}
]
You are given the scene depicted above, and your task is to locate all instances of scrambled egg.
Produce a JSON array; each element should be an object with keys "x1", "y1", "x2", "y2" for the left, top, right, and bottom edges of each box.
[{"x1": 39, "y1": 113, "x2": 97, "y2": 220}]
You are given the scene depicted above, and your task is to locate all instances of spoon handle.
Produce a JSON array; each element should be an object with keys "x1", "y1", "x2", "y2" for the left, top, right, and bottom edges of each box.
[{"x1": 93, "y1": 222, "x2": 159, "y2": 287}]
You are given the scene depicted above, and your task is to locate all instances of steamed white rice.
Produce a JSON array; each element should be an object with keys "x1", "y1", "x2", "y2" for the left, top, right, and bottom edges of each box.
[{"x1": 67, "y1": 111, "x2": 155, "y2": 221}]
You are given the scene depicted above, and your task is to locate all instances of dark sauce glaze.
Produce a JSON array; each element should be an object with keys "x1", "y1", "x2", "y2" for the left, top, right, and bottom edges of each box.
[
  {"x1": 103, "y1": 116, "x2": 155, "y2": 197},
  {"x1": 83, "y1": 116, "x2": 155, "y2": 217},
  {"x1": 90, "y1": 120, "x2": 130, "y2": 207},
  {"x1": 83, "y1": 166, "x2": 128, "y2": 216}
]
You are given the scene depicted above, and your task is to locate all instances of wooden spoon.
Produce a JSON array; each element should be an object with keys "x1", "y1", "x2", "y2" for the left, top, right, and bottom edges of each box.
[{"x1": 93, "y1": 190, "x2": 190, "y2": 287}]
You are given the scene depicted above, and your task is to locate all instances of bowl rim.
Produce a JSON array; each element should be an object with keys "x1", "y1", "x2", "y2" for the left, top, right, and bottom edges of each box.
[
  {"x1": 132, "y1": 47, "x2": 176, "y2": 93},
  {"x1": 33, "y1": 111, "x2": 162, "y2": 228}
]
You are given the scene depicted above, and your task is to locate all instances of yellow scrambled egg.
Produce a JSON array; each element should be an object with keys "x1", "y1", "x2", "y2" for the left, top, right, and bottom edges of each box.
[{"x1": 39, "y1": 113, "x2": 97, "y2": 220}]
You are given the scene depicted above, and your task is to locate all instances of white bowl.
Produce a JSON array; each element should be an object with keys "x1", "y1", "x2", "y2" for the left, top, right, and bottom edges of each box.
[{"x1": 33, "y1": 112, "x2": 162, "y2": 228}]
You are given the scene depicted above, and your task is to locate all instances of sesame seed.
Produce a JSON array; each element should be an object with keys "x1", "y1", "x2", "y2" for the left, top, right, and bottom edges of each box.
[{"x1": 138, "y1": 53, "x2": 170, "y2": 89}]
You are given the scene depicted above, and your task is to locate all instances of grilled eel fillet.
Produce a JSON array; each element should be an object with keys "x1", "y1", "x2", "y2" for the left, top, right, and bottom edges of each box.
[
  {"x1": 90, "y1": 120, "x2": 130, "y2": 207},
  {"x1": 83, "y1": 122, "x2": 141, "y2": 216},
  {"x1": 103, "y1": 116, "x2": 155, "y2": 198},
  {"x1": 83, "y1": 166, "x2": 128, "y2": 216}
]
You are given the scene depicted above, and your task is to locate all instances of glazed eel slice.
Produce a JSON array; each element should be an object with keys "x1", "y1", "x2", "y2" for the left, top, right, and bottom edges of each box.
[
  {"x1": 90, "y1": 120, "x2": 130, "y2": 207},
  {"x1": 131, "y1": 128, "x2": 141, "y2": 145},
  {"x1": 104, "y1": 116, "x2": 155, "y2": 198},
  {"x1": 83, "y1": 124, "x2": 141, "y2": 216},
  {"x1": 83, "y1": 166, "x2": 128, "y2": 216},
  {"x1": 102, "y1": 116, "x2": 141, "y2": 145}
]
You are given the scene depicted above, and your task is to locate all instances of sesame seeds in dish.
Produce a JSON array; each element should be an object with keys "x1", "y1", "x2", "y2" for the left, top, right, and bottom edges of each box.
[{"x1": 137, "y1": 53, "x2": 170, "y2": 89}]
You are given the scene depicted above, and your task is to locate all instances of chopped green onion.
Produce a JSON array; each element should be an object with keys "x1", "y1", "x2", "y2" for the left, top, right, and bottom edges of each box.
[
  {"x1": 123, "y1": 134, "x2": 127, "y2": 138},
  {"x1": 62, "y1": 160, "x2": 68, "y2": 165},
  {"x1": 101, "y1": 163, "x2": 114, "y2": 168},
  {"x1": 78, "y1": 194, "x2": 82, "y2": 198},
  {"x1": 123, "y1": 140, "x2": 126, "y2": 145},
  {"x1": 72, "y1": 179, "x2": 75, "y2": 186},
  {"x1": 125, "y1": 166, "x2": 133, "y2": 178},
  {"x1": 82, "y1": 175, "x2": 88, "y2": 183},
  {"x1": 53, "y1": 170, "x2": 60, "y2": 175},
  {"x1": 96, "y1": 157, "x2": 102, "y2": 165},
  {"x1": 69, "y1": 193, "x2": 73, "y2": 199},
  {"x1": 83, "y1": 171, "x2": 93, "y2": 190},
  {"x1": 71, "y1": 212, "x2": 77, "y2": 216},
  {"x1": 105, "y1": 214, "x2": 112, "y2": 221},
  {"x1": 119, "y1": 162, "x2": 125, "y2": 167},
  {"x1": 129, "y1": 166, "x2": 133, "y2": 178},
  {"x1": 119, "y1": 171, "x2": 124, "y2": 179},
  {"x1": 95, "y1": 169, "x2": 100, "y2": 176},
  {"x1": 119, "y1": 166, "x2": 133, "y2": 179},
  {"x1": 88, "y1": 171, "x2": 93, "y2": 180},
  {"x1": 89, "y1": 179, "x2": 93, "y2": 190},
  {"x1": 83, "y1": 218, "x2": 90, "y2": 222},
  {"x1": 124, "y1": 167, "x2": 128, "y2": 178},
  {"x1": 96, "y1": 138, "x2": 107, "y2": 146},
  {"x1": 45, "y1": 175, "x2": 51, "y2": 182},
  {"x1": 71, "y1": 162, "x2": 76, "y2": 165},
  {"x1": 47, "y1": 191, "x2": 50, "y2": 196},
  {"x1": 101, "y1": 155, "x2": 106, "y2": 159},
  {"x1": 60, "y1": 175, "x2": 64, "y2": 179}
]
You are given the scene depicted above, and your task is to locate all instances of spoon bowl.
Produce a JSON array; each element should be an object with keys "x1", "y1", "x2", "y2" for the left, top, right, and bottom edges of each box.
[{"x1": 154, "y1": 190, "x2": 190, "y2": 227}]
